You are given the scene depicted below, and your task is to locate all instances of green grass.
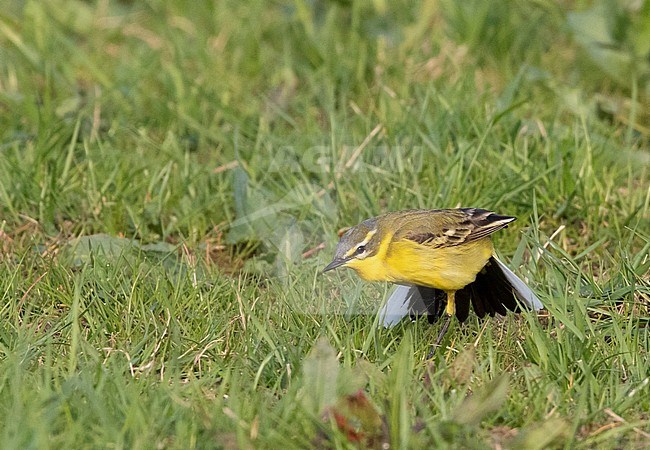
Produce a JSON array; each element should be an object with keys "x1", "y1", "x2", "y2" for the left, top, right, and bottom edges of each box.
[{"x1": 1, "y1": 0, "x2": 649, "y2": 448}]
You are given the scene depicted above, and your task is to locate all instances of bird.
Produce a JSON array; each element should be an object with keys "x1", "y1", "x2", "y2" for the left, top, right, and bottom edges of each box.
[{"x1": 322, "y1": 208, "x2": 543, "y2": 356}]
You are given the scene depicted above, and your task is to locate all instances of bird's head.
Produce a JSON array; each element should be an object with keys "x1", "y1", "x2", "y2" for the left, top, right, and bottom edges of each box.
[{"x1": 322, "y1": 218, "x2": 381, "y2": 273}]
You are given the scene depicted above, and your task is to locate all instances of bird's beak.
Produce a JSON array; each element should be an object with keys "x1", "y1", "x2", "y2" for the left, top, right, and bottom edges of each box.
[{"x1": 322, "y1": 257, "x2": 348, "y2": 273}]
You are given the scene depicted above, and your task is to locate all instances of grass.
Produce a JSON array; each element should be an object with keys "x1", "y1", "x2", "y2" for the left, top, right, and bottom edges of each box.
[{"x1": 1, "y1": 0, "x2": 649, "y2": 448}]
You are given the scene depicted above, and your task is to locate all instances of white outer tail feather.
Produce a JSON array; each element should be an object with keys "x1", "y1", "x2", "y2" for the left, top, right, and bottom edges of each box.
[
  {"x1": 377, "y1": 258, "x2": 543, "y2": 328},
  {"x1": 378, "y1": 285, "x2": 427, "y2": 327},
  {"x1": 492, "y1": 257, "x2": 543, "y2": 310}
]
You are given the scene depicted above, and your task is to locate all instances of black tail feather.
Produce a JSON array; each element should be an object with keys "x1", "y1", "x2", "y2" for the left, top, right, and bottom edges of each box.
[
  {"x1": 416, "y1": 257, "x2": 524, "y2": 323},
  {"x1": 411, "y1": 286, "x2": 446, "y2": 324}
]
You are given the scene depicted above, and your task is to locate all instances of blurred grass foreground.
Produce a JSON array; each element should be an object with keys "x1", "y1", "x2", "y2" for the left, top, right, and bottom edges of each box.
[{"x1": 1, "y1": 1, "x2": 649, "y2": 448}]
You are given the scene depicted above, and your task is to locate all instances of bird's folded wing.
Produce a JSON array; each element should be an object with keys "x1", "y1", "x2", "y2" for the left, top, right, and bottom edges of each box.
[{"x1": 402, "y1": 208, "x2": 515, "y2": 249}]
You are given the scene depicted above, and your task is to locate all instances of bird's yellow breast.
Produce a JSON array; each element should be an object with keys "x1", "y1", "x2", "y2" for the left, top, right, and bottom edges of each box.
[{"x1": 346, "y1": 233, "x2": 494, "y2": 291}]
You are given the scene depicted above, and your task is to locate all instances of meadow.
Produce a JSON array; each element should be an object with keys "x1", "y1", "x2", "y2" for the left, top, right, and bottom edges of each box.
[{"x1": 1, "y1": 0, "x2": 649, "y2": 448}]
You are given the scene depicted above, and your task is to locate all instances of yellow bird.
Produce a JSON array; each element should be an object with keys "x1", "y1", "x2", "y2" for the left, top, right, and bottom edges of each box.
[{"x1": 322, "y1": 208, "x2": 543, "y2": 353}]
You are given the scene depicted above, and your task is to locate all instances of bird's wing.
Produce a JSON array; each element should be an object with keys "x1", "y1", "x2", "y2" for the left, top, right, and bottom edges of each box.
[
  {"x1": 399, "y1": 208, "x2": 516, "y2": 248},
  {"x1": 378, "y1": 284, "x2": 446, "y2": 327}
]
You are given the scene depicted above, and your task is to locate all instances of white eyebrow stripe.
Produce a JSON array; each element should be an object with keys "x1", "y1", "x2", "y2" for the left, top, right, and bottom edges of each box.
[{"x1": 343, "y1": 229, "x2": 377, "y2": 258}]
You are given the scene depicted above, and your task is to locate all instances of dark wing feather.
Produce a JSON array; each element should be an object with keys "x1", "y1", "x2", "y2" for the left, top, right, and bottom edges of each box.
[{"x1": 457, "y1": 208, "x2": 516, "y2": 241}]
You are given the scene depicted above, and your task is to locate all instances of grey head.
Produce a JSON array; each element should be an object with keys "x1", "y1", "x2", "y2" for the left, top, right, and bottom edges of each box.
[{"x1": 322, "y1": 217, "x2": 380, "y2": 272}]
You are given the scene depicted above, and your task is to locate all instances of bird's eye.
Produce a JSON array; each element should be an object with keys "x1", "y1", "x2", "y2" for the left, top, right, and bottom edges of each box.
[{"x1": 355, "y1": 245, "x2": 366, "y2": 255}]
